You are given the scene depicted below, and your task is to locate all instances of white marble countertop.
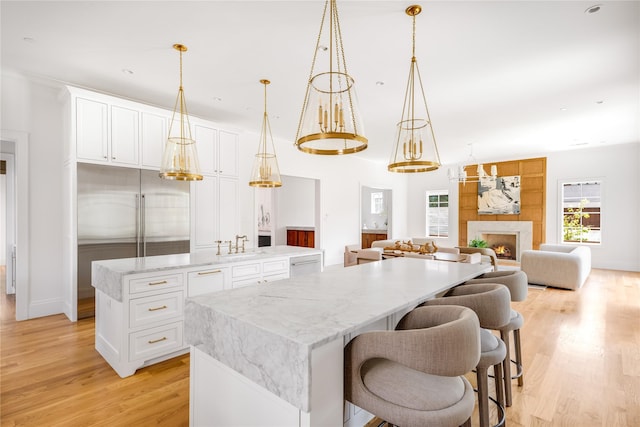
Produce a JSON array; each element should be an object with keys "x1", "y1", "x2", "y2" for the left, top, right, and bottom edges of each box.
[
  {"x1": 91, "y1": 245, "x2": 323, "y2": 301},
  {"x1": 184, "y1": 257, "x2": 491, "y2": 412}
]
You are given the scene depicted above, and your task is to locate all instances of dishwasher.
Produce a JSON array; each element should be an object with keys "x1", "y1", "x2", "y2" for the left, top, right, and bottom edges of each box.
[{"x1": 289, "y1": 253, "x2": 323, "y2": 277}]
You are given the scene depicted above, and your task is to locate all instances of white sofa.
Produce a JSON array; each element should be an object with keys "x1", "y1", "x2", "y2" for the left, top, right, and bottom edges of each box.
[{"x1": 520, "y1": 244, "x2": 591, "y2": 290}]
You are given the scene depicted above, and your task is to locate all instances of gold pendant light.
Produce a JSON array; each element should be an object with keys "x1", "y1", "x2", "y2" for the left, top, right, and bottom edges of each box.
[
  {"x1": 249, "y1": 79, "x2": 282, "y2": 188},
  {"x1": 159, "y1": 43, "x2": 203, "y2": 181},
  {"x1": 388, "y1": 5, "x2": 441, "y2": 173},
  {"x1": 295, "y1": 0, "x2": 367, "y2": 155}
]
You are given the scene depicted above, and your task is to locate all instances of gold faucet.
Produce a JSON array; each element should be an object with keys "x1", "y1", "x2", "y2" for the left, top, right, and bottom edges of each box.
[{"x1": 235, "y1": 235, "x2": 248, "y2": 253}]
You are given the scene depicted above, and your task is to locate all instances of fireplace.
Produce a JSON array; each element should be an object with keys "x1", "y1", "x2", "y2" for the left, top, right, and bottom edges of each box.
[
  {"x1": 467, "y1": 221, "x2": 533, "y2": 262},
  {"x1": 483, "y1": 233, "x2": 517, "y2": 260}
]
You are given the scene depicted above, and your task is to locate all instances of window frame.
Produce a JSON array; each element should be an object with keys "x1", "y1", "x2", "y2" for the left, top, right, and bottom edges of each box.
[
  {"x1": 425, "y1": 190, "x2": 449, "y2": 238},
  {"x1": 559, "y1": 179, "x2": 603, "y2": 245}
]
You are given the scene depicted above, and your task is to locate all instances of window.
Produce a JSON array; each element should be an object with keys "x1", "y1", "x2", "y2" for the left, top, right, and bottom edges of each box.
[
  {"x1": 371, "y1": 192, "x2": 384, "y2": 214},
  {"x1": 426, "y1": 191, "x2": 448, "y2": 237},
  {"x1": 561, "y1": 181, "x2": 601, "y2": 244}
]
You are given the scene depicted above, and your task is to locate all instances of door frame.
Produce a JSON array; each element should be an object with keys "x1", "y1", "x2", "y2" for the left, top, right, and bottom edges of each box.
[{"x1": 1, "y1": 130, "x2": 29, "y2": 320}]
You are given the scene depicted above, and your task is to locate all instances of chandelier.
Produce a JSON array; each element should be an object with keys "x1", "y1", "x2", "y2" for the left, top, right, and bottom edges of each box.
[
  {"x1": 159, "y1": 44, "x2": 203, "y2": 181},
  {"x1": 295, "y1": 0, "x2": 367, "y2": 155},
  {"x1": 249, "y1": 79, "x2": 282, "y2": 188},
  {"x1": 448, "y1": 144, "x2": 498, "y2": 183},
  {"x1": 388, "y1": 5, "x2": 441, "y2": 173}
]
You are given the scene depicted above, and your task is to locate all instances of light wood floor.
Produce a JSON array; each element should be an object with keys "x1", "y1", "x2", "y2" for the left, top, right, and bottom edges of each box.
[{"x1": 1, "y1": 267, "x2": 639, "y2": 426}]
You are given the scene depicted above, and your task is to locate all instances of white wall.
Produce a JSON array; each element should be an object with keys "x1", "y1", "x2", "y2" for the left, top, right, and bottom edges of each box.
[
  {"x1": 406, "y1": 144, "x2": 640, "y2": 272},
  {"x1": 1, "y1": 72, "x2": 66, "y2": 317},
  {"x1": 546, "y1": 143, "x2": 639, "y2": 271},
  {"x1": 238, "y1": 130, "x2": 409, "y2": 267}
]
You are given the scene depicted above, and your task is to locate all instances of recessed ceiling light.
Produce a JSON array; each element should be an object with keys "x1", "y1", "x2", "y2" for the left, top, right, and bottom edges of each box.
[
  {"x1": 596, "y1": 100, "x2": 604, "y2": 104},
  {"x1": 23, "y1": 37, "x2": 35, "y2": 43},
  {"x1": 375, "y1": 81, "x2": 385, "y2": 86},
  {"x1": 212, "y1": 96, "x2": 223, "y2": 102},
  {"x1": 121, "y1": 69, "x2": 134, "y2": 75},
  {"x1": 560, "y1": 107, "x2": 567, "y2": 111},
  {"x1": 585, "y1": 5, "x2": 601, "y2": 14},
  {"x1": 317, "y1": 45, "x2": 328, "y2": 52}
]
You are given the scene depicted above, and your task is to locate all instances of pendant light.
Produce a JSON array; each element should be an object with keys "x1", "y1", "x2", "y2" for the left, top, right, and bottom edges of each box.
[
  {"x1": 388, "y1": 5, "x2": 441, "y2": 173},
  {"x1": 295, "y1": 0, "x2": 367, "y2": 155},
  {"x1": 159, "y1": 44, "x2": 203, "y2": 181},
  {"x1": 249, "y1": 79, "x2": 282, "y2": 188}
]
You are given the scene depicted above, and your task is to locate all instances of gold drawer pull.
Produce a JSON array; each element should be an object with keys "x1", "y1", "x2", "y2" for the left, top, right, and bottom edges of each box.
[
  {"x1": 148, "y1": 337, "x2": 167, "y2": 344},
  {"x1": 148, "y1": 280, "x2": 168, "y2": 286},
  {"x1": 148, "y1": 305, "x2": 167, "y2": 312},
  {"x1": 198, "y1": 269, "x2": 222, "y2": 276}
]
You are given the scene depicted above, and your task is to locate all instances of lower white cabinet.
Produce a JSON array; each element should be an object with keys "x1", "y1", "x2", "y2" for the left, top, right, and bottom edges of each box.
[
  {"x1": 188, "y1": 267, "x2": 229, "y2": 297},
  {"x1": 231, "y1": 257, "x2": 289, "y2": 289},
  {"x1": 94, "y1": 255, "x2": 299, "y2": 377},
  {"x1": 95, "y1": 271, "x2": 189, "y2": 378}
]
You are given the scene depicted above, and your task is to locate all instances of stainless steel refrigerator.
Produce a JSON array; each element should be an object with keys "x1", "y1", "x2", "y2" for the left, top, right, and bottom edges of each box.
[{"x1": 77, "y1": 163, "x2": 190, "y2": 318}]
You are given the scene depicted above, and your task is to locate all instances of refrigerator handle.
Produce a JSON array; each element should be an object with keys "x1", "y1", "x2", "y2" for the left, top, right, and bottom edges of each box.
[
  {"x1": 141, "y1": 194, "x2": 147, "y2": 257},
  {"x1": 135, "y1": 194, "x2": 141, "y2": 257}
]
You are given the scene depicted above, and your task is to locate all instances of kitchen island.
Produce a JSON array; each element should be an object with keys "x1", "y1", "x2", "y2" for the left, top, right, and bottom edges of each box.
[
  {"x1": 91, "y1": 245, "x2": 323, "y2": 378},
  {"x1": 185, "y1": 257, "x2": 491, "y2": 427}
]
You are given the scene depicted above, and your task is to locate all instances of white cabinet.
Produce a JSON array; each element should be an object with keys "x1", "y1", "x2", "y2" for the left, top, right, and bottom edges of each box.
[
  {"x1": 95, "y1": 271, "x2": 188, "y2": 378},
  {"x1": 76, "y1": 97, "x2": 108, "y2": 162},
  {"x1": 110, "y1": 105, "x2": 139, "y2": 166},
  {"x1": 195, "y1": 125, "x2": 239, "y2": 177},
  {"x1": 190, "y1": 123, "x2": 240, "y2": 251},
  {"x1": 75, "y1": 97, "x2": 140, "y2": 166},
  {"x1": 187, "y1": 267, "x2": 229, "y2": 297},
  {"x1": 231, "y1": 257, "x2": 289, "y2": 289},
  {"x1": 219, "y1": 130, "x2": 239, "y2": 177},
  {"x1": 140, "y1": 111, "x2": 168, "y2": 169}
]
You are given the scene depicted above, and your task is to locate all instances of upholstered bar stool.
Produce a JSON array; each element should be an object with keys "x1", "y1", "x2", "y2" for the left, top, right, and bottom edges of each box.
[
  {"x1": 421, "y1": 283, "x2": 511, "y2": 427},
  {"x1": 465, "y1": 270, "x2": 528, "y2": 407},
  {"x1": 344, "y1": 305, "x2": 481, "y2": 427}
]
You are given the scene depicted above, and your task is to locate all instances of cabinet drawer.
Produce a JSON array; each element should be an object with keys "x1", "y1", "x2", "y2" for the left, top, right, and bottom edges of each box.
[
  {"x1": 129, "y1": 291, "x2": 183, "y2": 329},
  {"x1": 129, "y1": 273, "x2": 183, "y2": 294},
  {"x1": 129, "y1": 321, "x2": 183, "y2": 362},
  {"x1": 262, "y1": 258, "x2": 289, "y2": 275},
  {"x1": 187, "y1": 267, "x2": 228, "y2": 297},
  {"x1": 231, "y1": 277, "x2": 261, "y2": 289},
  {"x1": 261, "y1": 272, "x2": 289, "y2": 284},
  {"x1": 232, "y1": 262, "x2": 261, "y2": 279}
]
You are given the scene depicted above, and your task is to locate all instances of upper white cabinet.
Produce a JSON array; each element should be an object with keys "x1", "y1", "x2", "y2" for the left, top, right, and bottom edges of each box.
[
  {"x1": 219, "y1": 130, "x2": 239, "y2": 177},
  {"x1": 110, "y1": 105, "x2": 139, "y2": 166},
  {"x1": 76, "y1": 97, "x2": 108, "y2": 162},
  {"x1": 140, "y1": 112, "x2": 167, "y2": 169},
  {"x1": 195, "y1": 124, "x2": 218, "y2": 175},
  {"x1": 195, "y1": 124, "x2": 239, "y2": 177}
]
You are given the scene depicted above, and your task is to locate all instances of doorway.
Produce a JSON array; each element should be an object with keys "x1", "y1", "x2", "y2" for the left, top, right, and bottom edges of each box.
[
  {"x1": 1, "y1": 145, "x2": 16, "y2": 296},
  {"x1": 360, "y1": 185, "x2": 392, "y2": 248}
]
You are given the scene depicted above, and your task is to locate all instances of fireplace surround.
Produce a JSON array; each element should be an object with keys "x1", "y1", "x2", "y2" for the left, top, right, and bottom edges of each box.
[{"x1": 467, "y1": 221, "x2": 533, "y2": 261}]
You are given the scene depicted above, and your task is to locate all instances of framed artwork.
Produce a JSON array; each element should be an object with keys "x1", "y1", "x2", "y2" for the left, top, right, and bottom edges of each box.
[{"x1": 478, "y1": 175, "x2": 521, "y2": 214}]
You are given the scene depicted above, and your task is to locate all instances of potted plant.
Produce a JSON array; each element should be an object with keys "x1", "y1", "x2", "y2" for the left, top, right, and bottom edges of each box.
[{"x1": 469, "y1": 237, "x2": 488, "y2": 248}]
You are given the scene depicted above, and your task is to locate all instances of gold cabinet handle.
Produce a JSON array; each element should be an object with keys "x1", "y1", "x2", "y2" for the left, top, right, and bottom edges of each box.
[
  {"x1": 148, "y1": 280, "x2": 168, "y2": 286},
  {"x1": 148, "y1": 305, "x2": 167, "y2": 312},
  {"x1": 148, "y1": 337, "x2": 167, "y2": 344},
  {"x1": 197, "y1": 269, "x2": 222, "y2": 276}
]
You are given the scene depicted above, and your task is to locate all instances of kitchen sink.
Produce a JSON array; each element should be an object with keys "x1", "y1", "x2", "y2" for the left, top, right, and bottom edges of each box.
[{"x1": 219, "y1": 251, "x2": 264, "y2": 258}]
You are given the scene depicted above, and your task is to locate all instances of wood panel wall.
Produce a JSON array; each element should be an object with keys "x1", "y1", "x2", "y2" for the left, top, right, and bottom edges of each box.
[{"x1": 458, "y1": 157, "x2": 546, "y2": 250}]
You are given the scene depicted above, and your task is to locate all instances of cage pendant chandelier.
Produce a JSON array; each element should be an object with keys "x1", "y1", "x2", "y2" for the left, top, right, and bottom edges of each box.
[
  {"x1": 295, "y1": 0, "x2": 367, "y2": 155},
  {"x1": 249, "y1": 79, "x2": 282, "y2": 188},
  {"x1": 388, "y1": 5, "x2": 441, "y2": 173},
  {"x1": 159, "y1": 43, "x2": 203, "y2": 181}
]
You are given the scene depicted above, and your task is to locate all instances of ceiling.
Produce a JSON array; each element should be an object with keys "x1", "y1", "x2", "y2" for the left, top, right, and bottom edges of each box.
[{"x1": 2, "y1": 1, "x2": 639, "y2": 166}]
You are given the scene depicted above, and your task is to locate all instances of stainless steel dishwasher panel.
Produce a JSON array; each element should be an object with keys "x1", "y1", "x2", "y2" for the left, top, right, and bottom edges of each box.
[{"x1": 289, "y1": 254, "x2": 322, "y2": 277}]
